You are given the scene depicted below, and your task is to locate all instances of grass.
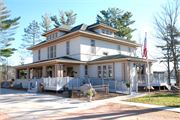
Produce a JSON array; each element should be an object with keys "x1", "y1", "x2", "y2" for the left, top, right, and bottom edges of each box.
[{"x1": 124, "y1": 93, "x2": 180, "y2": 107}]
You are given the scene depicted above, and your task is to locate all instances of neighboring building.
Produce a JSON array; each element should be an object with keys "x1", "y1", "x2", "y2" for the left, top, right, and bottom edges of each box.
[{"x1": 13, "y1": 23, "x2": 156, "y2": 90}]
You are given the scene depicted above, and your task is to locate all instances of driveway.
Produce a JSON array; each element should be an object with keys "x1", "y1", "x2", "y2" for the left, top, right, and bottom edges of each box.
[{"x1": 0, "y1": 88, "x2": 105, "y2": 120}]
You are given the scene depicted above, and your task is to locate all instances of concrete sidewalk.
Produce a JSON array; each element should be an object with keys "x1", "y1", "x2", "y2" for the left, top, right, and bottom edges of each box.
[{"x1": 0, "y1": 88, "x2": 105, "y2": 120}]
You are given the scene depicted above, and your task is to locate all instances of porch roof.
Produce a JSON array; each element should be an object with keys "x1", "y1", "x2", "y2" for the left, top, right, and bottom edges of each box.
[
  {"x1": 13, "y1": 56, "x2": 86, "y2": 69},
  {"x1": 88, "y1": 54, "x2": 157, "y2": 64}
]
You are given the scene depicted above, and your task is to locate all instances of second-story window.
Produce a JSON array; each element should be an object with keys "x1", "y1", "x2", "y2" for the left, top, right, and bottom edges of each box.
[
  {"x1": 47, "y1": 45, "x2": 56, "y2": 59},
  {"x1": 91, "y1": 40, "x2": 95, "y2": 54},
  {"x1": 38, "y1": 50, "x2": 41, "y2": 60},
  {"x1": 117, "y1": 45, "x2": 120, "y2": 53},
  {"x1": 50, "y1": 35, "x2": 51, "y2": 39},
  {"x1": 66, "y1": 41, "x2": 70, "y2": 55},
  {"x1": 128, "y1": 47, "x2": 131, "y2": 55},
  {"x1": 85, "y1": 65, "x2": 88, "y2": 76},
  {"x1": 55, "y1": 33, "x2": 58, "y2": 37}
]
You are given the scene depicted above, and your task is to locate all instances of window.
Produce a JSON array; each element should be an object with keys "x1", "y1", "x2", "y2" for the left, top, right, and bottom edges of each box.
[
  {"x1": 108, "y1": 65, "x2": 112, "y2": 78},
  {"x1": 38, "y1": 50, "x2": 41, "y2": 60},
  {"x1": 128, "y1": 47, "x2": 131, "y2": 53},
  {"x1": 106, "y1": 30, "x2": 109, "y2": 35},
  {"x1": 102, "y1": 29, "x2": 105, "y2": 34},
  {"x1": 50, "y1": 35, "x2": 51, "y2": 39},
  {"x1": 103, "y1": 52, "x2": 108, "y2": 55},
  {"x1": 47, "y1": 45, "x2": 56, "y2": 59},
  {"x1": 98, "y1": 66, "x2": 101, "y2": 78},
  {"x1": 91, "y1": 40, "x2": 95, "y2": 54},
  {"x1": 110, "y1": 31, "x2": 112, "y2": 35},
  {"x1": 103, "y1": 65, "x2": 107, "y2": 78},
  {"x1": 97, "y1": 64, "x2": 113, "y2": 78},
  {"x1": 66, "y1": 41, "x2": 70, "y2": 55},
  {"x1": 47, "y1": 36, "x2": 49, "y2": 40},
  {"x1": 85, "y1": 65, "x2": 88, "y2": 76},
  {"x1": 54, "y1": 45, "x2": 56, "y2": 57},
  {"x1": 55, "y1": 33, "x2": 58, "y2": 37},
  {"x1": 117, "y1": 45, "x2": 120, "y2": 53},
  {"x1": 47, "y1": 47, "x2": 49, "y2": 59}
]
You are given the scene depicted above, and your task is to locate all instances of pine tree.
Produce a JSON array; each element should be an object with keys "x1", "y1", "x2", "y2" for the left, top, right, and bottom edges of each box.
[
  {"x1": 97, "y1": 8, "x2": 136, "y2": 42},
  {"x1": 40, "y1": 13, "x2": 52, "y2": 33},
  {"x1": 19, "y1": 20, "x2": 42, "y2": 58},
  {"x1": 0, "y1": 1, "x2": 20, "y2": 62},
  {"x1": 51, "y1": 10, "x2": 77, "y2": 27}
]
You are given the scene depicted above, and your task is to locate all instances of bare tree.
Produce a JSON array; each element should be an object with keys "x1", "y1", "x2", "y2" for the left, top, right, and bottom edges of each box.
[{"x1": 152, "y1": 0, "x2": 180, "y2": 84}]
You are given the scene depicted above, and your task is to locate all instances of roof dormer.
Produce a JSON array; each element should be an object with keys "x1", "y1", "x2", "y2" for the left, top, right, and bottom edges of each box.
[{"x1": 88, "y1": 22, "x2": 119, "y2": 37}]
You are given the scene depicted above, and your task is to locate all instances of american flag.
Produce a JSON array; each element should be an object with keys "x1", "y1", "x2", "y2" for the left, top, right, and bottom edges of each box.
[{"x1": 143, "y1": 33, "x2": 148, "y2": 62}]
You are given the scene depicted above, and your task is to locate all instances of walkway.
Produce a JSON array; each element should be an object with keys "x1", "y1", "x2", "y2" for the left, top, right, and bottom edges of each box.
[{"x1": 0, "y1": 88, "x2": 105, "y2": 120}]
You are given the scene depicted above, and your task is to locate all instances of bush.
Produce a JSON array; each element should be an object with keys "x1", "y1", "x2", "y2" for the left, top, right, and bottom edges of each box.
[{"x1": 86, "y1": 91, "x2": 93, "y2": 96}]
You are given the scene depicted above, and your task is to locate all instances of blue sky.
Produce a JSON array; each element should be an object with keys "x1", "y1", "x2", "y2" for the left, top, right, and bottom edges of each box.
[{"x1": 3, "y1": 0, "x2": 168, "y2": 71}]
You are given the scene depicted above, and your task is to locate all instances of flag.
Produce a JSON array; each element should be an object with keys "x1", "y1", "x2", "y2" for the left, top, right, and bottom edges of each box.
[{"x1": 143, "y1": 32, "x2": 148, "y2": 62}]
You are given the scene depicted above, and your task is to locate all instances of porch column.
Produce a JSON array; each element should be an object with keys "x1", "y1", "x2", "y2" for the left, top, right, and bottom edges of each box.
[
  {"x1": 55, "y1": 64, "x2": 60, "y2": 77},
  {"x1": 27, "y1": 68, "x2": 30, "y2": 79},
  {"x1": 15, "y1": 69, "x2": 18, "y2": 79},
  {"x1": 139, "y1": 64, "x2": 141, "y2": 76},
  {"x1": 149, "y1": 63, "x2": 153, "y2": 74},
  {"x1": 143, "y1": 64, "x2": 146, "y2": 75},
  {"x1": 42, "y1": 66, "x2": 47, "y2": 77},
  {"x1": 60, "y1": 64, "x2": 63, "y2": 77}
]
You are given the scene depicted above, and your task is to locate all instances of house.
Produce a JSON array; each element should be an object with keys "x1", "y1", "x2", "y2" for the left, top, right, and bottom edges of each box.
[{"x1": 13, "y1": 22, "x2": 160, "y2": 93}]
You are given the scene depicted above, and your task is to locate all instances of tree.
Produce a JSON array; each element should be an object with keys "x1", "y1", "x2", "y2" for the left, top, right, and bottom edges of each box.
[
  {"x1": 152, "y1": 0, "x2": 180, "y2": 84},
  {"x1": 51, "y1": 10, "x2": 77, "y2": 27},
  {"x1": 97, "y1": 7, "x2": 136, "y2": 42},
  {"x1": 0, "y1": 0, "x2": 20, "y2": 62},
  {"x1": 40, "y1": 13, "x2": 52, "y2": 33},
  {"x1": 19, "y1": 20, "x2": 42, "y2": 58}
]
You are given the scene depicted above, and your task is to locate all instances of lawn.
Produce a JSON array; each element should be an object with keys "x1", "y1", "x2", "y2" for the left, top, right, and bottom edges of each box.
[{"x1": 124, "y1": 93, "x2": 180, "y2": 107}]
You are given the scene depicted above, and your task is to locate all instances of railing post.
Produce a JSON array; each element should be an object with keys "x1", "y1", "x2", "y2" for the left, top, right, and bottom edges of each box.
[
  {"x1": 102, "y1": 78, "x2": 104, "y2": 85},
  {"x1": 48, "y1": 76, "x2": 50, "y2": 87},
  {"x1": 136, "y1": 82, "x2": 138, "y2": 93},
  {"x1": 28, "y1": 80, "x2": 30, "y2": 90},
  {"x1": 115, "y1": 80, "x2": 117, "y2": 91},
  {"x1": 67, "y1": 76, "x2": 69, "y2": 88},
  {"x1": 76, "y1": 77, "x2": 78, "y2": 86}
]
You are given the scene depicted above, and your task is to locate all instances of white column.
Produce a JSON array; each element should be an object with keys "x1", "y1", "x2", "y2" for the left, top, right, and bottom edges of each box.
[
  {"x1": 27, "y1": 68, "x2": 30, "y2": 79},
  {"x1": 60, "y1": 64, "x2": 63, "y2": 77},
  {"x1": 42, "y1": 66, "x2": 47, "y2": 77},
  {"x1": 55, "y1": 64, "x2": 60, "y2": 77}
]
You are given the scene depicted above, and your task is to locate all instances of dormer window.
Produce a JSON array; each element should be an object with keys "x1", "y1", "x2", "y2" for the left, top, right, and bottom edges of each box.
[
  {"x1": 55, "y1": 33, "x2": 58, "y2": 37},
  {"x1": 102, "y1": 29, "x2": 105, "y2": 34},
  {"x1": 50, "y1": 35, "x2": 51, "y2": 39},
  {"x1": 106, "y1": 30, "x2": 109, "y2": 35},
  {"x1": 110, "y1": 31, "x2": 112, "y2": 35},
  {"x1": 52, "y1": 34, "x2": 54, "y2": 39}
]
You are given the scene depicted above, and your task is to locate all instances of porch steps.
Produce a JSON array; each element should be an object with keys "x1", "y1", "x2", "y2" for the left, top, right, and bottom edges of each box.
[
  {"x1": 165, "y1": 84, "x2": 171, "y2": 90},
  {"x1": 27, "y1": 88, "x2": 38, "y2": 93}
]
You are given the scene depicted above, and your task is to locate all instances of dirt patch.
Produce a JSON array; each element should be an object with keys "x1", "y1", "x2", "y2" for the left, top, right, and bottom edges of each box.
[{"x1": 39, "y1": 103, "x2": 180, "y2": 120}]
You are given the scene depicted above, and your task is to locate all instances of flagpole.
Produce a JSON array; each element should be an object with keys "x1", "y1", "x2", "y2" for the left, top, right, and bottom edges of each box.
[{"x1": 146, "y1": 32, "x2": 150, "y2": 101}]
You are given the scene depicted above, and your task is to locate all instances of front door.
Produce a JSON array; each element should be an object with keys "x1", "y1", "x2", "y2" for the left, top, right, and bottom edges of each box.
[{"x1": 67, "y1": 67, "x2": 73, "y2": 77}]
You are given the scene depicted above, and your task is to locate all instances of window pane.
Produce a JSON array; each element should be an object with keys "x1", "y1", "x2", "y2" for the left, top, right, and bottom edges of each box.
[
  {"x1": 102, "y1": 29, "x2": 105, "y2": 34},
  {"x1": 85, "y1": 71, "x2": 87, "y2": 75},
  {"x1": 98, "y1": 71, "x2": 101, "y2": 78},
  {"x1": 67, "y1": 41, "x2": 69, "y2": 47},
  {"x1": 117, "y1": 45, "x2": 120, "y2": 51},
  {"x1": 50, "y1": 35, "x2": 51, "y2": 39},
  {"x1": 85, "y1": 65, "x2": 87, "y2": 70},
  {"x1": 103, "y1": 70, "x2": 107, "y2": 77},
  {"x1": 98, "y1": 66, "x2": 101, "y2": 70},
  {"x1": 103, "y1": 66, "x2": 106, "y2": 70},
  {"x1": 67, "y1": 48, "x2": 69, "y2": 55},
  {"x1": 108, "y1": 65, "x2": 112, "y2": 69},
  {"x1": 52, "y1": 34, "x2": 54, "y2": 38},
  {"x1": 91, "y1": 40, "x2": 95, "y2": 46},
  {"x1": 56, "y1": 33, "x2": 58, "y2": 37},
  {"x1": 47, "y1": 47, "x2": 49, "y2": 58},
  {"x1": 50, "y1": 46, "x2": 53, "y2": 58},
  {"x1": 50, "y1": 52, "x2": 53, "y2": 58},
  {"x1": 110, "y1": 31, "x2": 112, "y2": 35},
  {"x1": 106, "y1": 30, "x2": 109, "y2": 35},
  {"x1": 54, "y1": 45, "x2": 56, "y2": 57},
  {"x1": 109, "y1": 70, "x2": 112, "y2": 77}
]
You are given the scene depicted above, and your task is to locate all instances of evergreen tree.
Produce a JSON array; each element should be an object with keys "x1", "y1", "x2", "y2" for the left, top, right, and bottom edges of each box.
[
  {"x1": 0, "y1": 1, "x2": 20, "y2": 62},
  {"x1": 40, "y1": 13, "x2": 52, "y2": 33},
  {"x1": 51, "y1": 10, "x2": 77, "y2": 27},
  {"x1": 97, "y1": 7, "x2": 136, "y2": 42},
  {"x1": 19, "y1": 20, "x2": 41, "y2": 58}
]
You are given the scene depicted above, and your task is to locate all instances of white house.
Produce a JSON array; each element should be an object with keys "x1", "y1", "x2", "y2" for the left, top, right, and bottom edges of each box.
[{"x1": 13, "y1": 23, "x2": 165, "y2": 93}]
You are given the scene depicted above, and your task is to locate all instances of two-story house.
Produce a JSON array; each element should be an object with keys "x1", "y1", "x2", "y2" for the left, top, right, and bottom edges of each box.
[{"x1": 13, "y1": 22, "x2": 156, "y2": 90}]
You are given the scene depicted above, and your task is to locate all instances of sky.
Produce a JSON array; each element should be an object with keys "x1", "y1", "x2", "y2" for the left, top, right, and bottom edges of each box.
[{"x1": 3, "y1": 0, "x2": 169, "y2": 71}]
